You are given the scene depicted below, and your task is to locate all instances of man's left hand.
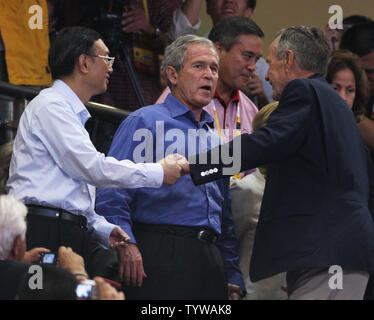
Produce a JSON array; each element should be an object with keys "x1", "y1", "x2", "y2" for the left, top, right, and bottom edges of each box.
[
  {"x1": 228, "y1": 283, "x2": 243, "y2": 300},
  {"x1": 109, "y1": 226, "x2": 131, "y2": 250},
  {"x1": 122, "y1": 7, "x2": 154, "y2": 36}
]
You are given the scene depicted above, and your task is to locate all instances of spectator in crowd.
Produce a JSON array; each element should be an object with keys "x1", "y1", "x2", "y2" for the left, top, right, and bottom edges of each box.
[
  {"x1": 340, "y1": 22, "x2": 374, "y2": 150},
  {"x1": 17, "y1": 246, "x2": 125, "y2": 300},
  {"x1": 0, "y1": 0, "x2": 52, "y2": 87},
  {"x1": 0, "y1": 194, "x2": 51, "y2": 264},
  {"x1": 326, "y1": 49, "x2": 369, "y2": 121},
  {"x1": 96, "y1": 35, "x2": 245, "y2": 300},
  {"x1": 0, "y1": 194, "x2": 50, "y2": 299},
  {"x1": 6, "y1": 26, "x2": 185, "y2": 282},
  {"x1": 185, "y1": 26, "x2": 374, "y2": 300},
  {"x1": 324, "y1": 15, "x2": 373, "y2": 53}
]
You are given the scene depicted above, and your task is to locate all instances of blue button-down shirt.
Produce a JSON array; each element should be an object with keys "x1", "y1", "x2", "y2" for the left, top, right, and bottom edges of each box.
[
  {"x1": 6, "y1": 80, "x2": 163, "y2": 246},
  {"x1": 96, "y1": 94, "x2": 245, "y2": 290}
]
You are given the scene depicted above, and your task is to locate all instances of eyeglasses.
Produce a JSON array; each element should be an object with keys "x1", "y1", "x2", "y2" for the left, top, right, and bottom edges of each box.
[{"x1": 87, "y1": 54, "x2": 115, "y2": 68}]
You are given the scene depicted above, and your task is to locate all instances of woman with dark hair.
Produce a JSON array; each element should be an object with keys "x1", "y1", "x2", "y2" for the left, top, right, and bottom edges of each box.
[
  {"x1": 326, "y1": 49, "x2": 374, "y2": 150},
  {"x1": 326, "y1": 49, "x2": 369, "y2": 119}
]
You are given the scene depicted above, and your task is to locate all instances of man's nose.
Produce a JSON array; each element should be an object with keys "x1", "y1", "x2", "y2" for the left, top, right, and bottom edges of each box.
[
  {"x1": 248, "y1": 59, "x2": 256, "y2": 73},
  {"x1": 203, "y1": 67, "x2": 214, "y2": 78}
]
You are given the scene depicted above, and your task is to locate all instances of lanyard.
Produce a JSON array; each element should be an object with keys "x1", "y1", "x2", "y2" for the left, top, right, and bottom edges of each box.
[
  {"x1": 211, "y1": 98, "x2": 242, "y2": 180},
  {"x1": 142, "y1": 0, "x2": 150, "y2": 22},
  {"x1": 211, "y1": 99, "x2": 241, "y2": 139}
]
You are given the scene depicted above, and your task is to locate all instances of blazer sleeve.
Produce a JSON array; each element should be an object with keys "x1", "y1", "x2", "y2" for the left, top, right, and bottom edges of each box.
[{"x1": 190, "y1": 78, "x2": 315, "y2": 185}]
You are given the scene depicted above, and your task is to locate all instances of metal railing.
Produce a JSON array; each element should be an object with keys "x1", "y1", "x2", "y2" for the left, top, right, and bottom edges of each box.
[{"x1": 0, "y1": 81, "x2": 131, "y2": 154}]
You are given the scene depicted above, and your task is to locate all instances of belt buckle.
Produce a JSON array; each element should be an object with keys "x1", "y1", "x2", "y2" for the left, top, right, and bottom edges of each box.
[
  {"x1": 198, "y1": 230, "x2": 215, "y2": 244},
  {"x1": 198, "y1": 230, "x2": 207, "y2": 243}
]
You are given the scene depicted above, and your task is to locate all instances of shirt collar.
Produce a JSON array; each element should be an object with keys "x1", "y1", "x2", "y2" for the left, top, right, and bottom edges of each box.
[
  {"x1": 164, "y1": 93, "x2": 215, "y2": 128},
  {"x1": 52, "y1": 80, "x2": 91, "y2": 123},
  {"x1": 214, "y1": 90, "x2": 240, "y2": 108},
  {"x1": 308, "y1": 74, "x2": 324, "y2": 81}
]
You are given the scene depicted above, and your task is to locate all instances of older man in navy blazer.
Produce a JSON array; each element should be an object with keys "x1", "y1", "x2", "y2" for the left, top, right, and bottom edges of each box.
[{"x1": 186, "y1": 26, "x2": 374, "y2": 299}]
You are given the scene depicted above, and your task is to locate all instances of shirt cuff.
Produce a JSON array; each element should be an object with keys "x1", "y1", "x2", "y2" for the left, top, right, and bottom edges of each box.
[
  {"x1": 90, "y1": 218, "x2": 116, "y2": 249},
  {"x1": 144, "y1": 162, "x2": 164, "y2": 187}
]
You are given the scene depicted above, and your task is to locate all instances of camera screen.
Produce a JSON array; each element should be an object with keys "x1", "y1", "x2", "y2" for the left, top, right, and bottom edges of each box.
[
  {"x1": 42, "y1": 253, "x2": 55, "y2": 264},
  {"x1": 76, "y1": 284, "x2": 92, "y2": 299}
]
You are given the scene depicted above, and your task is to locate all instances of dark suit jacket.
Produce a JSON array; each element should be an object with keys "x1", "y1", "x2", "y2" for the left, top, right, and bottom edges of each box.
[
  {"x1": 190, "y1": 75, "x2": 374, "y2": 282},
  {"x1": 0, "y1": 260, "x2": 29, "y2": 299}
]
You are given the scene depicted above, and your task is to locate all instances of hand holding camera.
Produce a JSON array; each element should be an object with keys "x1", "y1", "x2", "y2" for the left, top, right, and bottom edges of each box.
[{"x1": 23, "y1": 247, "x2": 51, "y2": 264}]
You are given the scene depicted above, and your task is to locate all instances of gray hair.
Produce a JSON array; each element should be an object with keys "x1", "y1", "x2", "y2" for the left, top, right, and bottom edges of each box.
[
  {"x1": 0, "y1": 194, "x2": 27, "y2": 260},
  {"x1": 275, "y1": 26, "x2": 331, "y2": 75},
  {"x1": 161, "y1": 35, "x2": 218, "y2": 88}
]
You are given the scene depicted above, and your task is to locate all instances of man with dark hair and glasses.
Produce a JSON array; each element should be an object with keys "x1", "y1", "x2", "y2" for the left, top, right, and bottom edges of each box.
[{"x1": 6, "y1": 26, "x2": 185, "y2": 281}]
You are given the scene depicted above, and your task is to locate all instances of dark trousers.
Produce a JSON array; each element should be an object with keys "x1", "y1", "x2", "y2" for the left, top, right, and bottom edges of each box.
[
  {"x1": 26, "y1": 213, "x2": 119, "y2": 281},
  {"x1": 124, "y1": 223, "x2": 228, "y2": 300}
]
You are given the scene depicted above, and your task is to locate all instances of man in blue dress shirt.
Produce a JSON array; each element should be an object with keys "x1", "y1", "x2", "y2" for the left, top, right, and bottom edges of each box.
[
  {"x1": 95, "y1": 35, "x2": 245, "y2": 299},
  {"x1": 6, "y1": 26, "x2": 185, "y2": 279}
]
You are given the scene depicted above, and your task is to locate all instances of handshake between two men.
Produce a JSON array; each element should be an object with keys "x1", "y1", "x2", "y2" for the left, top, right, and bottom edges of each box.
[{"x1": 158, "y1": 153, "x2": 191, "y2": 186}]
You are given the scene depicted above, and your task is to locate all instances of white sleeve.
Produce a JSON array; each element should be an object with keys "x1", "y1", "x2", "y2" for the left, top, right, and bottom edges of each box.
[
  {"x1": 32, "y1": 102, "x2": 164, "y2": 189},
  {"x1": 166, "y1": 8, "x2": 201, "y2": 43}
]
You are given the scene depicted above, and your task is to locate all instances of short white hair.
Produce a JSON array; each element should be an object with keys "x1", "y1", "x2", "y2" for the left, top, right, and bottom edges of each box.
[{"x1": 0, "y1": 195, "x2": 27, "y2": 260}]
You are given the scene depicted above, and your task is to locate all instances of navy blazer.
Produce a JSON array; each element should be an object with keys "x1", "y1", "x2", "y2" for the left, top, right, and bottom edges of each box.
[{"x1": 190, "y1": 75, "x2": 374, "y2": 282}]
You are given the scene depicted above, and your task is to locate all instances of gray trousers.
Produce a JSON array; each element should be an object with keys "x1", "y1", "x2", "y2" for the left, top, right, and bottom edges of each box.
[{"x1": 286, "y1": 267, "x2": 369, "y2": 300}]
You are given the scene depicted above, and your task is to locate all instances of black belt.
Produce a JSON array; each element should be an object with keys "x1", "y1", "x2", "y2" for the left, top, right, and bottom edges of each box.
[
  {"x1": 133, "y1": 222, "x2": 218, "y2": 244},
  {"x1": 26, "y1": 205, "x2": 87, "y2": 229}
]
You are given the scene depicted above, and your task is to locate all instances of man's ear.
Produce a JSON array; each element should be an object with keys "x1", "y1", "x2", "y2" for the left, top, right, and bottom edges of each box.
[
  {"x1": 283, "y1": 50, "x2": 295, "y2": 73},
  {"x1": 77, "y1": 54, "x2": 90, "y2": 75},
  {"x1": 214, "y1": 42, "x2": 222, "y2": 55},
  {"x1": 7, "y1": 235, "x2": 23, "y2": 261},
  {"x1": 165, "y1": 66, "x2": 179, "y2": 86}
]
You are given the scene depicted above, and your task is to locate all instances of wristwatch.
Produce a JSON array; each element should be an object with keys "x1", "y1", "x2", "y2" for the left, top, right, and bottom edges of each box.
[{"x1": 152, "y1": 26, "x2": 160, "y2": 39}]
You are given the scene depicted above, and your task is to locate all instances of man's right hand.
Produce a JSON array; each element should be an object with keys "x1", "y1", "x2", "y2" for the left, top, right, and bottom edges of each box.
[
  {"x1": 58, "y1": 246, "x2": 87, "y2": 278},
  {"x1": 158, "y1": 154, "x2": 188, "y2": 185},
  {"x1": 119, "y1": 243, "x2": 146, "y2": 287}
]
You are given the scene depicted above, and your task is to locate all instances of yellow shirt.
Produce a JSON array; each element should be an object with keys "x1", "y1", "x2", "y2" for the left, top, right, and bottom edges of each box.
[{"x1": 0, "y1": 0, "x2": 52, "y2": 86}]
